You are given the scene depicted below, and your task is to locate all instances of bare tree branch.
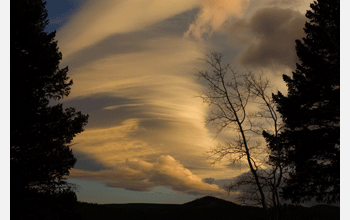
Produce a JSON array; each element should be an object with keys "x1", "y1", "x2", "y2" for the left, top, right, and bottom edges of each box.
[{"x1": 197, "y1": 53, "x2": 287, "y2": 219}]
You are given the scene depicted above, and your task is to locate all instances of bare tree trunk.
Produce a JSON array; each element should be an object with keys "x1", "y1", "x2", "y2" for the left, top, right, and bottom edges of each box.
[{"x1": 197, "y1": 53, "x2": 286, "y2": 219}]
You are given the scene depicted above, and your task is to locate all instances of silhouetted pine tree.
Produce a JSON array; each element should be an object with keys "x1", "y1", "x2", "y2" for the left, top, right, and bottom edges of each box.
[
  {"x1": 11, "y1": 0, "x2": 88, "y2": 202},
  {"x1": 273, "y1": 0, "x2": 339, "y2": 203}
]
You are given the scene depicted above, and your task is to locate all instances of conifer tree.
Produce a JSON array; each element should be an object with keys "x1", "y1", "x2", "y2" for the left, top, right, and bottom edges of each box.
[
  {"x1": 11, "y1": 0, "x2": 88, "y2": 199},
  {"x1": 273, "y1": 0, "x2": 339, "y2": 203}
]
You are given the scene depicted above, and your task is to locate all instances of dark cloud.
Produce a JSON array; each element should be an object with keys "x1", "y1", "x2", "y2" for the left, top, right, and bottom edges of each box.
[
  {"x1": 74, "y1": 152, "x2": 110, "y2": 172},
  {"x1": 228, "y1": 7, "x2": 305, "y2": 69},
  {"x1": 202, "y1": 178, "x2": 215, "y2": 184},
  {"x1": 213, "y1": 178, "x2": 234, "y2": 189}
]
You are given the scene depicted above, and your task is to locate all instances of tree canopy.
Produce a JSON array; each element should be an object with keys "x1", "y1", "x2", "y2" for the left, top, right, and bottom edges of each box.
[
  {"x1": 11, "y1": 0, "x2": 88, "y2": 200},
  {"x1": 273, "y1": 0, "x2": 340, "y2": 203}
]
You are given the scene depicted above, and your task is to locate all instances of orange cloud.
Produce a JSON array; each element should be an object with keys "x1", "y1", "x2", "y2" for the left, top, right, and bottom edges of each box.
[
  {"x1": 70, "y1": 155, "x2": 225, "y2": 195},
  {"x1": 57, "y1": 0, "x2": 199, "y2": 57}
]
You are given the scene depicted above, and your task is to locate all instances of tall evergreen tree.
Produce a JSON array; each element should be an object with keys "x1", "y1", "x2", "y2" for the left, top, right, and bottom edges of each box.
[
  {"x1": 273, "y1": 0, "x2": 339, "y2": 203},
  {"x1": 11, "y1": 0, "x2": 88, "y2": 200}
]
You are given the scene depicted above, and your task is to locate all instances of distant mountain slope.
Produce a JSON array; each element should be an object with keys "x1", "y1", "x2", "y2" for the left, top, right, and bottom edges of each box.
[
  {"x1": 181, "y1": 196, "x2": 264, "y2": 220},
  {"x1": 183, "y1": 196, "x2": 240, "y2": 207},
  {"x1": 76, "y1": 196, "x2": 339, "y2": 220}
]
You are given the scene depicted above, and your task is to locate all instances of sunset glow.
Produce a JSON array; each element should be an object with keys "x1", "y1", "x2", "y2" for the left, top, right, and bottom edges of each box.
[{"x1": 45, "y1": 0, "x2": 314, "y2": 204}]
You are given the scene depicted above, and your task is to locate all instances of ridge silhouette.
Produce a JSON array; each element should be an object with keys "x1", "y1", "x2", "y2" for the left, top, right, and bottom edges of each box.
[{"x1": 76, "y1": 196, "x2": 339, "y2": 220}]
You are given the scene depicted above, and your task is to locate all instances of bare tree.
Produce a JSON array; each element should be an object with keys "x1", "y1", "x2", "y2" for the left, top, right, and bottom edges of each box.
[{"x1": 196, "y1": 53, "x2": 286, "y2": 219}]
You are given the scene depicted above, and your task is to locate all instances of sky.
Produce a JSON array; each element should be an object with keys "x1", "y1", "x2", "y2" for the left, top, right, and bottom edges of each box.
[{"x1": 43, "y1": 0, "x2": 318, "y2": 204}]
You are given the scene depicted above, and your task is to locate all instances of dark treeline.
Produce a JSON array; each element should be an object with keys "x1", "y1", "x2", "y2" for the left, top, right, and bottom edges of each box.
[{"x1": 11, "y1": 0, "x2": 88, "y2": 219}]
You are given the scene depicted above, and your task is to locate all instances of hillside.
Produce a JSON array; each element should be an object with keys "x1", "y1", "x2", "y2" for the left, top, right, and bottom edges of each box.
[{"x1": 76, "y1": 196, "x2": 339, "y2": 220}]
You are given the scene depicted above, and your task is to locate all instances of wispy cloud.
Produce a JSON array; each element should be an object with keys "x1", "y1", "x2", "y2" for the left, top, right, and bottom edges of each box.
[
  {"x1": 65, "y1": 36, "x2": 217, "y2": 165},
  {"x1": 65, "y1": 37, "x2": 205, "y2": 99},
  {"x1": 72, "y1": 119, "x2": 156, "y2": 167},
  {"x1": 56, "y1": 0, "x2": 199, "y2": 57},
  {"x1": 103, "y1": 104, "x2": 144, "y2": 110}
]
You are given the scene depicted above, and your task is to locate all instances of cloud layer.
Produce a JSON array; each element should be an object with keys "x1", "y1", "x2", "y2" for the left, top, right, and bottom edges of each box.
[
  {"x1": 70, "y1": 155, "x2": 225, "y2": 195},
  {"x1": 57, "y1": 0, "x2": 199, "y2": 57},
  {"x1": 65, "y1": 36, "x2": 220, "y2": 173},
  {"x1": 53, "y1": 0, "x2": 314, "y2": 200}
]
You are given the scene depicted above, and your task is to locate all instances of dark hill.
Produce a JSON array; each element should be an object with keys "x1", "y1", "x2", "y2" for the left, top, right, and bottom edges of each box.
[
  {"x1": 77, "y1": 196, "x2": 264, "y2": 220},
  {"x1": 76, "y1": 196, "x2": 339, "y2": 220},
  {"x1": 180, "y1": 196, "x2": 264, "y2": 220},
  {"x1": 183, "y1": 195, "x2": 240, "y2": 207}
]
